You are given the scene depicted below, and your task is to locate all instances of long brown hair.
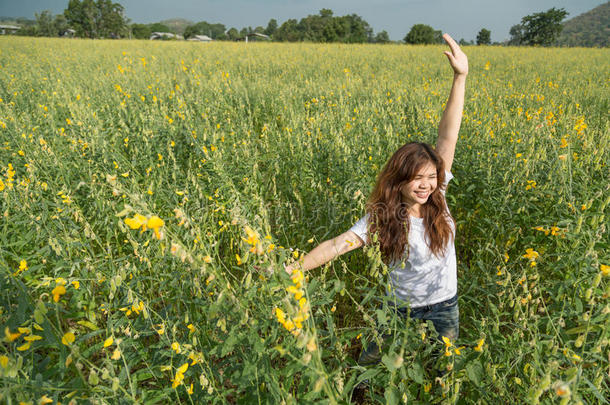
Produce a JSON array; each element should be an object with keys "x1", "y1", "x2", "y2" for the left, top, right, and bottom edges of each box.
[{"x1": 365, "y1": 142, "x2": 454, "y2": 264}]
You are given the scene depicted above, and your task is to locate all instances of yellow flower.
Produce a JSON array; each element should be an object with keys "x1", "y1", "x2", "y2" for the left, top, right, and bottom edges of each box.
[
  {"x1": 600, "y1": 264, "x2": 609, "y2": 277},
  {"x1": 147, "y1": 215, "x2": 164, "y2": 229},
  {"x1": 442, "y1": 336, "x2": 452, "y2": 347},
  {"x1": 177, "y1": 362, "x2": 189, "y2": 374},
  {"x1": 559, "y1": 138, "x2": 568, "y2": 148},
  {"x1": 522, "y1": 248, "x2": 539, "y2": 260},
  {"x1": 172, "y1": 342, "x2": 181, "y2": 353},
  {"x1": 187, "y1": 383, "x2": 194, "y2": 395},
  {"x1": 23, "y1": 335, "x2": 42, "y2": 342},
  {"x1": 52, "y1": 284, "x2": 66, "y2": 302},
  {"x1": 235, "y1": 253, "x2": 242, "y2": 265},
  {"x1": 275, "y1": 308, "x2": 286, "y2": 323},
  {"x1": 124, "y1": 214, "x2": 148, "y2": 230},
  {"x1": 71, "y1": 280, "x2": 80, "y2": 289},
  {"x1": 187, "y1": 324, "x2": 196, "y2": 333},
  {"x1": 203, "y1": 255, "x2": 212, "y2": 263},
  {"x1": 17, "y1": 341, "x2": 32, "y2": 351},
  {"x1": 19, "y1": 259, "x2": 28, "y2": 271},
  {"x1": 5, "y1": 327, "x2": 22, "y2": 342},
  {"x1": 474, "y1": 338, "x2": 485, "y2": 352},
  {"x1": 111, "y1": 348, "x2": 121, "y2": 360},
  {"x1": 103, "y1": 337, "x2": 114, "y2": 348},
  {"x1": 39, "y1": 395, "x2": 54, "y2": 404},
  {"x1": 61, "y1": 332, "x2": 75, "y2": 345}
]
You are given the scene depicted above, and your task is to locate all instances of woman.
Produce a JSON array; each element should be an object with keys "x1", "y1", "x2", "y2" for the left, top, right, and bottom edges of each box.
[{"x1": 285, "y1": 33, "x2": 468, "y2": 365}]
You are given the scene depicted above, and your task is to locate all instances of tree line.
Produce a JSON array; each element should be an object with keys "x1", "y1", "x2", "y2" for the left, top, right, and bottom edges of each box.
[{"x1": 4, "y1": 2, "x2": 576, "y2": 47}]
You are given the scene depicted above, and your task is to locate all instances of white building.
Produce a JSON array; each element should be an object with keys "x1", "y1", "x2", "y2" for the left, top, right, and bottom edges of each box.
[
  {"x1": 0, "y1": 25, "x2": 21, "y2": 35},
  {"x1": 150, "y1": 32, "x2": 183, "y2": 40},
  {"x1": 187, "y1": 35, "x2": 212, "y2": 42}
]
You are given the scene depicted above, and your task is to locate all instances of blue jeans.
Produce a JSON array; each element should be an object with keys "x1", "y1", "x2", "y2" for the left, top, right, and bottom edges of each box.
[{"x1": 358, "y1": 294, "x2": 459, "y2": 365}]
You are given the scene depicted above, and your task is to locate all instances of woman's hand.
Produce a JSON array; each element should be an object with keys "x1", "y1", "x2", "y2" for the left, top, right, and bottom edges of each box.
[
  {"x1": 442, "y1": 33, "x2": 468, "y2": 76},
  {"x1": 283, "y1": 262, "x2": 296, "y2": 275}
]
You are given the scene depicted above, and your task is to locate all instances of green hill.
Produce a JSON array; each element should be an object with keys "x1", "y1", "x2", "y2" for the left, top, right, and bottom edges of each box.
[{"x1": 557, "y1": 2, "x2": 609, "y2": 47}]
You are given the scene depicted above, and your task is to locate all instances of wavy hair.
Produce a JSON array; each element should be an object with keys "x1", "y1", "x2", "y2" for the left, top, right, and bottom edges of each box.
[{"x1": 365, "y1": 142, "x2": 454, "y2": 264}]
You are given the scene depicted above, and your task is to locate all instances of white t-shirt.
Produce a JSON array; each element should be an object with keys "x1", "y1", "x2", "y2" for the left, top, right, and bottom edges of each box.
[{"x1": 348, "y1": 171, "x2": 457, "y2": 308}]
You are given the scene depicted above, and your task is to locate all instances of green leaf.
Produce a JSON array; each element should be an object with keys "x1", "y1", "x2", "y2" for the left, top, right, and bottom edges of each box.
[
  {"x1": 407, "y1": 363, "x2": 424, "y2": 384},
  {"x1": 466, "y1": 360, "x2": 484, "y2": 387},
  {"x1": 382, "y1": 351, "x2": 403, "y2": 372},
  {"x1": 384, "y1": 386, "x2": 399, "y2": 405},
  {"x1": 77, "y1": 320, "x2": 98, "y2": 330}
]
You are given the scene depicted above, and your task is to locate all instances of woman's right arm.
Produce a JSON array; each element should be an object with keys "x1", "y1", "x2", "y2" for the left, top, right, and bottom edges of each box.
[{"x1": 284, "y1": 230, "x2": 364, "y2": 274}]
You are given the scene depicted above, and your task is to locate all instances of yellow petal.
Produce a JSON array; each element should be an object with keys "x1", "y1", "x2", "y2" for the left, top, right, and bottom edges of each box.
[
  {"x1": 111, "y1": 349, "x2": 121, "y2": 360},
  {"x1": 61, "y1": 332, "x2": 75, "y2": 345},
  {"x1": 103, "y1": 337, "x2": 114, "y2": 348},
  {"x1": 147, "y1": 215, "x2": 164, "y2": 229},
  {"x1": 24, "y1": 335, "x2": 42, "y2": 342},
  {"x1": 5, "y1": 327, "x2": 21, "y2": 342},
  {"x1": 39, "y1": 395, "x2": 54, "y2": 404},
  {"x1": 177, "y1": 362, "x2": 189, "y2": 374},
  {"x1": 17, "y1": 341, "x2": 32, "y2": 351}
]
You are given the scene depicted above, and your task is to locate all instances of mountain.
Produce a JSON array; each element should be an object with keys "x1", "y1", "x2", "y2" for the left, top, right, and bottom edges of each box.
[
  {"x1": 159, "y1": 18, "x2": 193, "y2": 35},
  {"x1": 557, "y1": 2, "x2": 609, "y2": 47}
]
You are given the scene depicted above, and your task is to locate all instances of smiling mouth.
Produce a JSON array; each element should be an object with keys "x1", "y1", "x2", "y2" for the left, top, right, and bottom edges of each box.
[{"x1": 414, "y1": 191, "x2": 430, "y2": 199}]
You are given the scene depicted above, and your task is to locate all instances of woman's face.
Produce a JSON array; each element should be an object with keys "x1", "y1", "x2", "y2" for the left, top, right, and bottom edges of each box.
[{"x1": 400, "y1": 161, "x2": 438, "y2": 206}]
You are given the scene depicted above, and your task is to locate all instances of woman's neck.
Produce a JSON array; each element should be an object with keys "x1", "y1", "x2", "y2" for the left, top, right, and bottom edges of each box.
[{"x1": 408, "y1": 204, "x2": 423, "y2": 218}]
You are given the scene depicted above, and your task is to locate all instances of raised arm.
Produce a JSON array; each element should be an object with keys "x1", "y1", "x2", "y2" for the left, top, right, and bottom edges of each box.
[
  {"x1": 436, "y1": 33, "x2": 468, "y2": 173},
  {"x1": 284, "y1": 230, "x2": 363, "y2": 274}
]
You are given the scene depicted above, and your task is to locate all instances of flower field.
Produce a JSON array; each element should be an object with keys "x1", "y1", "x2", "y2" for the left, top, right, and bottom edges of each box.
[{"x1": 0, "y1": 37, "x2": 608, "y2": 404}]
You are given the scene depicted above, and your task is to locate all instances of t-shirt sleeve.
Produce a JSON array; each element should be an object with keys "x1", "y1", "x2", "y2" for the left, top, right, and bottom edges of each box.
[
  {"x1": 441, "y1": 171, "x2": 454, "y2": 194},
  {"x1": 348, "y1": 214, "x2": 369, "y2": 245}
]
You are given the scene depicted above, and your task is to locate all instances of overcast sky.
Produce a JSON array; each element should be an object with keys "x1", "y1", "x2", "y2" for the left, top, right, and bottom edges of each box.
[{"x1": 0, "y1": 0, "x2": 605, "y2": 41}]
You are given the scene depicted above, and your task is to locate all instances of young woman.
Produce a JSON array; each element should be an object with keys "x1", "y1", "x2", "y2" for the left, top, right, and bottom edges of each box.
[{"x1": 285, "y1": 33, "x2": 468, "y2": 364}]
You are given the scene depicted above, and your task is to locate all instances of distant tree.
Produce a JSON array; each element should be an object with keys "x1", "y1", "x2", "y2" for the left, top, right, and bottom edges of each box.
[
  {"x1": 64, "y1": 0, "x2": 128, "y2": 38},
  {"x1": 264, "y1": 18, "x2": 277, "y2": 37},
  {"x1": 35, "y1": 10, "x2": 56, "y2": 36},
  {"x1": 508, "y1": 24, "x2": 524, "y2": 45},
  {"x1": 520, "y1": 7, "x2": 568, "y2": 46},
  {"x1": 131, "y1": 23, "x2": 151, "y2": 39},
  {"x1": 404, "y1": 24, "x2": 436, "y2": 44},
  {"x1": 275, "y1": 19, "x2": 301, "y2": 41},
  {"x1": 226, "y1": 27, "x2": 240, "y2": 40},
  {"x1": 254, "y1": 26, "x2": 265, "y2": 34},
  {"x1": 54, "y1": 14, "x2": 68, "y2": 36},
  {"x1": 476, "y1": 28, "x2": 491, "y2": 45},
  {"x1": 374, "y1": 30, "x2": 390, "y2": 43},
  {"x1": 96, "y1": 0, "x2": 128, "y2": 38},
  {"x1": 148, "y1": 22, "x2": 171, "y2": 33}
]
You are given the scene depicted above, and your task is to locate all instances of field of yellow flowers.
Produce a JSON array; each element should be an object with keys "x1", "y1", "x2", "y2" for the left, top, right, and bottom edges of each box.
[{"x1": 0, "y1": 37, "x2": 608, "y2": 404}]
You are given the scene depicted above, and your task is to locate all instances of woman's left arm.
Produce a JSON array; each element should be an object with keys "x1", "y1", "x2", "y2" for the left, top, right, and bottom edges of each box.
[{"x1": 436, "y1": 33, "x2": 468, "y2": 173}]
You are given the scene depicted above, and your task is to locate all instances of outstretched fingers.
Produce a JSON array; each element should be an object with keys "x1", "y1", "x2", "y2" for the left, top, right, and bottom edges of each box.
[{"x1": 442, "y1": 33, "x2": 460, "y2": 55}]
